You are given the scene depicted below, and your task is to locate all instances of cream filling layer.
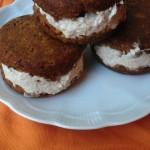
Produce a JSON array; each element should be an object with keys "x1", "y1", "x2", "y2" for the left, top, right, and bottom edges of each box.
[
  {"x1": 2, "y1": 57, "x2": 83, "y2": 97},
  {"x1": 95, "y1": 43, "x2": 150, "y2": 70},
  {"x1": 35, "y1": 0, "x2": 124, "y2": 38}
]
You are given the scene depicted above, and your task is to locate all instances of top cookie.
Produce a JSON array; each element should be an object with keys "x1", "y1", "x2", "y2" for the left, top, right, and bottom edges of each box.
[
  {"x1": 0, "y1": 15, "x2": 85, "y2": 81},
  {"x1": 33, "y1": 0, "x2": 122, "y2": 20},
  {"x1": 102, "y1": 0, "x2": 150, "y2": 52}
]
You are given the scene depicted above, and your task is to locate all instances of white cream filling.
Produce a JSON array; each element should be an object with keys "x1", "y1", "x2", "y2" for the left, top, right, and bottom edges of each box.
[
  {"x1": 35, "y1": 0, "x2": 124, "y2": 38},
  {"x1": 2, "y1": 57, "x2": 83, "y2": 97},
  {"x1": 95, "y1": 43, "x2": 150, "y2": 70}
]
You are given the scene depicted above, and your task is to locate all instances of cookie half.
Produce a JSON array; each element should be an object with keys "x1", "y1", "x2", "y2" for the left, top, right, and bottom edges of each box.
[
  {"x1": 33, "y1": 0, "x2": 127, "y2": 44},
  {"x1": 0, "y1": 15, "x2": 85, "y2": 97},
  {"x1": 93, "y1": 0, "x2": 150, "y2": 74}
]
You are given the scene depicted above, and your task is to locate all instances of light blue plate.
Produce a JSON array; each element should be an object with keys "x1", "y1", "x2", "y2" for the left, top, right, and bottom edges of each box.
[{"x1": 0, "y1": 0, "x2": 149, "y2": 130}]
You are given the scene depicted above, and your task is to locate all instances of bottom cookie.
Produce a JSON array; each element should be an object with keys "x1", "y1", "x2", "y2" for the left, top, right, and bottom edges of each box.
[
  {"x1": 1, "y1": 56, "x2": 83, "y2": 98},
  {"x1": 93, "y1": 44, "x2": 150, "y2": 75}
]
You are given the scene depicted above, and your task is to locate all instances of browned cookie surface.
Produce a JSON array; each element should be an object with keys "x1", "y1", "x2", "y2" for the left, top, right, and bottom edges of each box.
[
  {"x1": 103, "y1": 0, "x2": 150, "y2": 52},
  {"x1": 33, "y1": 0, "x2": 123, "y2": 20},
  {"x1": 0, "y1": 15, "x2": 85, "y2": 81}
]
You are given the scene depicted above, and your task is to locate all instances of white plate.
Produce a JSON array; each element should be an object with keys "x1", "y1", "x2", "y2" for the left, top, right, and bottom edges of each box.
[{"x1": 0, "y1": 0, "x2": 150, "y2": 130}]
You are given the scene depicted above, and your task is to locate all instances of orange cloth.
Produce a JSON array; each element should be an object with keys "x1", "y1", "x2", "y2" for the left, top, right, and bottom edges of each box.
[
  {"x1": 0, "y1": 0, "x2": 13, "y2": 8},
  {"x1": 0, "y1": 103, "x2": 150, "y2": 150},
  {"x1": 0, "y1": 1, "x2": 150, "y2": 150}
]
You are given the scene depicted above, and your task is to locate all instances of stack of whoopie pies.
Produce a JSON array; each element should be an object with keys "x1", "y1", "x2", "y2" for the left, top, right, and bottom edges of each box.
[{"x1": 0, "y1": 0, "x2": 134, "y2": 98}]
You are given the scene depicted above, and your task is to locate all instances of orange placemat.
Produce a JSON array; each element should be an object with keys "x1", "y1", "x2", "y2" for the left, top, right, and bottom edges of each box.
[
  {"x1": 0, "y1": 1, "x2": 150, "y2": 150},
  {"x1": 0, "y1": 0, "x2": 13, "y2": 8},
  {"x1": 0, "y1": 102, "x2": 150, "y2": 150}
]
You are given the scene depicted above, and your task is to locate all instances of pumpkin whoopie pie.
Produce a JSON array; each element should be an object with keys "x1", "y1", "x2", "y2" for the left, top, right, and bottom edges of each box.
[
  {"x1": 33, "y1": 0, "x2": 127, "y2": 44},
  {"x1": 0, "y1": 15, "x2": 85, "y2": 97},
  {"x1": 93, "y1": 0, "x2": 150, "y2": 74}
]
